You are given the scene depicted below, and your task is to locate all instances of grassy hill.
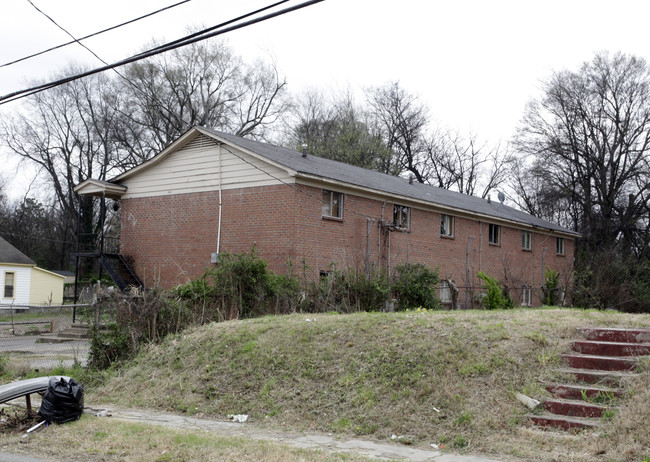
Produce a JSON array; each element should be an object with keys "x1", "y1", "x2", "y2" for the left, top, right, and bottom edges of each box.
[{"x1": 90, "y1": 308, "x2": 650, "y2": 462}]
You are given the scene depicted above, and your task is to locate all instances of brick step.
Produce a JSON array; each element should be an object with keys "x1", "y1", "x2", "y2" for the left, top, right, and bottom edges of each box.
[
  {"x1": 561, "y1": 353, "x2": 638, "y2": 371},
  {"x1": 544, "y1": 382, "x2": 623, "y2": 400},
  {"x1": 577, "y1": 327, "x2": 650, "y2": 344},
  {"x1": 555, "y1": 367, "x2": 638, "y2": 385},
  {"x1": 528, "y1": 412, "x2": 600, "y2": 430},
  {"x1": 543, "y1": 398, "x2": 608, "y2": 418},
  {"x1": 572, "y1": 340, "x2": 650, "y2": 357}
]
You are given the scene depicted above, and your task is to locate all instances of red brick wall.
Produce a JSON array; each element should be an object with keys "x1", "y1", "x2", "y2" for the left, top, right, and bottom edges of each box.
[{"x1": 120, "y1": 184, "x2": 574, "y2": 306}]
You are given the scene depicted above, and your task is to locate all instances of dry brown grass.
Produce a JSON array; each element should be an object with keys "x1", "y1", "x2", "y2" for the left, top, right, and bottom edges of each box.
[
  {"x1": 86, "y1": 308, "x2": 650, "y2": 462},
  {"x1": 3, "y1": 414, "x2": 372, "y2": 461}
]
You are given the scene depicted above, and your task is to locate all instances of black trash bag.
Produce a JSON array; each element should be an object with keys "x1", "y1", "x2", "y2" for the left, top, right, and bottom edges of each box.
[{"x1": 38, "y1": 377, "x2": 84, "y2": 424}]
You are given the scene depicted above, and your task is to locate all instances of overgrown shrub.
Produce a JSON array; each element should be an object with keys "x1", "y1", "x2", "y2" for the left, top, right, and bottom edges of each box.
[
  {"x1": 303, "y1": 268, "x2": 391, "y2": 313},
  {"x1": 392, "y1": 263, "x2": 440, "y2": 310},
  {"x1": 477, "y1": 271, "x2": 514, "y2": 310},
  {"x1": 573, "y1": 251, "x2": 650, "y2": 312},
  {"x1": 174, "y1": 248, "x2": 300, "y2": 320},
  {"x1": 542, "y1": 266, "x2": 560, "y2": 305}
]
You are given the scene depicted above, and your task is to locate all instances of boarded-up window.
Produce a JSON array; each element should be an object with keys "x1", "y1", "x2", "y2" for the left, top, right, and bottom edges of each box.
[{"x1": 4, "y1": 272, "x2": 14, "y2": 298}]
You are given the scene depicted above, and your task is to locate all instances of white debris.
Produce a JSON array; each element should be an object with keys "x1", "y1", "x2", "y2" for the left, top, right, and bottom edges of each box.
[{"x1": 228, "y1": 414, "x2": 248, "y2": 423}]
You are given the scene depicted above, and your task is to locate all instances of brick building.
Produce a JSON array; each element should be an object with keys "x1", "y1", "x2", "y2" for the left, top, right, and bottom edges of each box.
[{"x1": 75, "y1": 127, "x2": 578, "y2": 308}]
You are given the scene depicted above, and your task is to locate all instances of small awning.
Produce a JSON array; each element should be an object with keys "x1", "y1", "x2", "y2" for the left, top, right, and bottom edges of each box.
[{"x1": 74, "y1": 179, "x2": 126, "y2": 199}]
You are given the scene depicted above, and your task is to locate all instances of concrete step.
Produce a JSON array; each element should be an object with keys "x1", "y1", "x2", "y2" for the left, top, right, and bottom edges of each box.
[
  {"x1": 36, "y1": 335, "x2": 75, "y2": 344},
  {"x1": 555, "y1": 367, "x2": 638, "y2": 385},
  {"x1": 58, "y1": 325, "x2": 92, "y2": 339},
  {"x1": 561, "y1": 353, "x2": 639, "y2": 371},
  {"x1": 543, "y1": 398, "x2": 608, "y2": 418},
  {"x1": 544, "y1": 382, "x2": 623, "y2": 400},
  {"x1": 528, "y1": 412, "x2": 600, "y2": 430},
  {"x1": 578, "y1": 327, "x2": 650, "y2": 344},
  {"x1": 572, "y1": 340, "x2": 650, "y2": 357}
]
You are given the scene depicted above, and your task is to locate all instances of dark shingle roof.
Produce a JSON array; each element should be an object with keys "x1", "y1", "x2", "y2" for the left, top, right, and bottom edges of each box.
[
  {"x1": 203, "y1": 128, "x2": 577, "y2": 235},
  {"x1": 0, "y1": 236, "x2": 36, "y2": 266}
]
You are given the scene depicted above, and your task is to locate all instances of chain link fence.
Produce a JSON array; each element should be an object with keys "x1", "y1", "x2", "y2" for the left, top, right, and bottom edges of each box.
[{"x1": 0, "y1": 303, "x2": 92, "y2": 372}]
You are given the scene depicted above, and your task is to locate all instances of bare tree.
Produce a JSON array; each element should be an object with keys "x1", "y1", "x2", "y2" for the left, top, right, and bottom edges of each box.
[
  {"x1": 119, "y1": 38, "x2": 289, "y2": 158},
  {"x1": 367, "y1": 81, "x2": 429, "y2": 181},
  {"x1": 515, "y1": 52, "x2": 650, "y2": 254},
  {"x1": 424, "y1": 130, "x2": 513, "y2": 198},
  {"x1": 514, "y1": 51, "x2": 650, "y2": 311}
]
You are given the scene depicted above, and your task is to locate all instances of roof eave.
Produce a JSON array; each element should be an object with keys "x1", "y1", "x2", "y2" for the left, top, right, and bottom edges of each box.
[
  {"x1": 74, "y1": 179, "x2": 127, "y2": 199},
  {"x1": 295, "y1": 173, "x2": 580, "y2": 238}
]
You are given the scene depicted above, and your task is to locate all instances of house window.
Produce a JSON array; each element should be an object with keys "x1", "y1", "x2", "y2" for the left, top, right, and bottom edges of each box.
[
  {"x1": 393, "y1": 205, "x2": 410, "y2": 230},
  {"x1": 440, "y1": 214, "x2": 454, "y2": 237},
  {"x1": 322, "y1": 190, "x2": 343, "y2": 219},
  {"x1": 488, "y1": 224, "x2": 501, "y2": 245},
  {"x1": 522, "y1": 231, "x2": 532, "y2": 250},
  {"x1": 440, "y1": 280, "x2": 452, "y2": 303},
  {"x1": 522, "y1": 285, "x2": 532, "y2": 306},
  {"x1": 556, "y1": 237, "x2": 565, "y2": 255},
  {"x1": 4, "y1": 272, "x2": 15, "y2": 299}
]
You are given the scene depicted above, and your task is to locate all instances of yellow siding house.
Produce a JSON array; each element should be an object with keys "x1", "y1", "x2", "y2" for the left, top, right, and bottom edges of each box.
[{"x1": 0, "y1": 236, "x2": 64, "y2": 306}]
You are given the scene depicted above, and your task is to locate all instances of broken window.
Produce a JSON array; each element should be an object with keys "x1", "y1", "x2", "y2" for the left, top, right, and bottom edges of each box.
[
  {"x1": 440, "y1": 214, "x2": 454, "y2": 237},
  {"x1": 488, "y1": 224, "x2": 501, "y2": 245},
  {"x1": 393, "y1": 205, "x2": 410, "y2": 230},
  {"x1": 322, "y1": 190, "x2": 343, "y2": 218}
]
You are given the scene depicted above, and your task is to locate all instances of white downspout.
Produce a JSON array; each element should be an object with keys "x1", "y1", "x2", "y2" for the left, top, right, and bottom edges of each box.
[{"x1": 217, "y1": 145, "x2": 223, "y2": 254}]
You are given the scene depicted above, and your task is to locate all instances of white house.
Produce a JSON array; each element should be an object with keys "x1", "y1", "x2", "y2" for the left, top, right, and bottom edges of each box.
[{"x1": 0, "y1": 236, "x2": 65, "y2": 306}]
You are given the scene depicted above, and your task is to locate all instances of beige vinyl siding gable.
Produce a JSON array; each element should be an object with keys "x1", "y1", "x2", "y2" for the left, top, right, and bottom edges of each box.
[
  {"x1": 29, "y1": 267, "x2": 64, "y2": 305},
  {"x1": 121, "y1": 134, "x2": 294, "y2": 199}
]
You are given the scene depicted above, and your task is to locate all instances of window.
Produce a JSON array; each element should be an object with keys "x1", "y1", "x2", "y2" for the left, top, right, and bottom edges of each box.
[
  {"x1": 522, "y1": 285, "x2": 532, "y2": 307},
  {"x1": 522, "y1": 230, "x2": 532, "y2": 250},
  {"x1": 440, "y1": 214, "x2": 454, "y2": 237},
  {"x1": 322, "y1": 190, "x2": 343, "y2": 218},
  {"x1": 488, "y1": 224, "x2": 501, "y2": 245},
  {"x1": 439, "y1": 280, "x2": 452, "y2": 303},
  {"x1": 393, "y1": 205, "x2": 410, "y2": 230},
  {"x1": 556, "y1": 237, "x2": 565, "y2": 255},
  {"x1": 4, "y1": 272, "x2": 15, "y2": 299}
]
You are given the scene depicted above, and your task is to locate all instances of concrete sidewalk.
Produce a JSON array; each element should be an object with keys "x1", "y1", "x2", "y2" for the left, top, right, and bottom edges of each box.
[{"x1": 103, "y1": 406, "x2": 507, "y2": 461}]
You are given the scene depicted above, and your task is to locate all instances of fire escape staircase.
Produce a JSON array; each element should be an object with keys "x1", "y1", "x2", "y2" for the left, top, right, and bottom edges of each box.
[{"x1": 98, "y1": 253, "x2": 143, "y2": 293}]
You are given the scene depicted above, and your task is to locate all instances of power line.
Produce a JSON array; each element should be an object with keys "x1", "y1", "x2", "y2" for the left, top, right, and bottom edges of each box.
[
  {"x1": 24, "y1": 0, "x2": 110, "y2": 67},
  {"x1": 1, "y1": 0, "x2": 192, "y2": 69},
  {"x1": 0, "y1": 0, "x2": 323, "y2": 105}
]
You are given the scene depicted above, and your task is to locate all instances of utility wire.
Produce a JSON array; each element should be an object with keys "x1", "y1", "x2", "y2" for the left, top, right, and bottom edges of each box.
[
  {"x1": 0, "y1": 0, "x2": 323, "y2": 105},
  {"x1": 1, "y1": 0, "x2": 192, "y2": 69},
  {"x1": 25, "y1": 0, "x2": 110, "y2": 67},
  {"x1": 137, "y1": 0, "x2": 290, "y2": 56}
]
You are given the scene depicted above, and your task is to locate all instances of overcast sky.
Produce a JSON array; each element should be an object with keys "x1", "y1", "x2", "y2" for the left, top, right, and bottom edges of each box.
[{"x1": 2, "y1": 0, "x2": 650, "y2": 198}]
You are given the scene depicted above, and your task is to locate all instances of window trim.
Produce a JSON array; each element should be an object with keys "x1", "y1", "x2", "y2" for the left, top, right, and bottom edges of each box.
[
  {"x1": 488, "y1": 223, "x2": 501, "y2": 246},
  {"x1": 440, "y1": 214, "x2": 455, "y2": 238},
  {"x1": 556, "y1": 237, "x2": 565, "y2": 256},
  {"x1": 321, "y1": 189, "x2": 343, "y2": 220},
  {"x1": 393, "y1": 204, "x2": 410, "y2": 230},
  {"x1": 521, "y1": 285, "x2": 532, "y2": 307},
  {"x1": 522, "y1": 230, "x2": 532, "y2": 251},
  {"x1": 3, "y1": 272, "x2": 15, "y2": 299}
]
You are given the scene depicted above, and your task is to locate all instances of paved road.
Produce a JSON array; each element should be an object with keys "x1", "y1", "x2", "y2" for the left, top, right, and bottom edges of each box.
[{"x1": 0, "y1": 335, "x2": 88, "y2": 369}]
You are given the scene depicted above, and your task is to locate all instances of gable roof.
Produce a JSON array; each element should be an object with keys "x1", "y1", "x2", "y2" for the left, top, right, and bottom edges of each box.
[
  {"x1": 97, "y1": 126, "x2": 577, "y2": 237},
  {"x1": 0, "y1": 236, "x2": 36, "y2": 266},
  {"x1": 196, "y1": 128, "x2": 578, "y2": 237}
]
